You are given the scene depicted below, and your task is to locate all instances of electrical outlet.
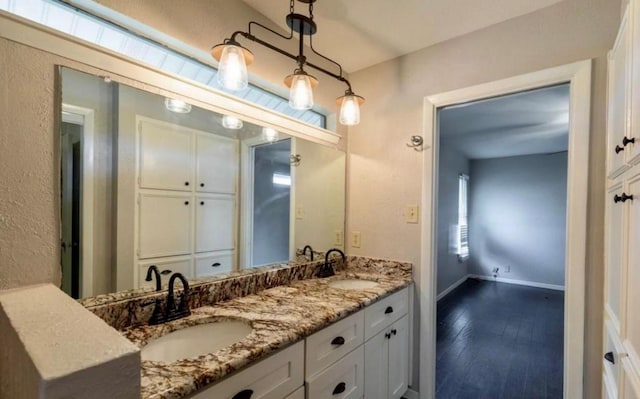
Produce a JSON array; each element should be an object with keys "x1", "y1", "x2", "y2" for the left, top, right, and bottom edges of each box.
[
  {"x1": 334, "y1": 230, "x2": 344, "y2": 246},
  {"x1": 295, "y1": 205, "x2": 304, "y2": 220},
  {"x1": 351, "y1": 231, "x2": 361, "y2": 248},
  {"x1": 406, "y1": 205, "x2": 419, "y2": 223}
]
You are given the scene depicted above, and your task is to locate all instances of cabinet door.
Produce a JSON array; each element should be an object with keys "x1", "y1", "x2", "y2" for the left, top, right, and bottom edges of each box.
[
  {"x1": 629, "y1": 0, "x2": 640, "y2": 164},
  {"x1": 195, "y1": 252, "x2": 233, "y2": 278},
  {"x1": 195, "y1": 196, "x2": 235, "y2": 253},
  {"x1": 608, "y1": 11, "x2": 631, "y2": 178},
  {"x1": 388, "y1": 315, "x2": 409, "y2": 399},
  {"x1": 138, "y1": 193, "x2": 192, "y2": 258},
  {"x1": 364, "y1": 329, "x2": 389, "y2": 399},
  {"x1": 606, "y1": 182, "x2": 625, "y2": 328},
  {"x1": 196, "y1": 134, "x2": 238, "y2": 194},
  {"x1": 139, "y1": 119, "x2": 194, "y2": 191},
  {"x1": 625, "y1": 173, "x2": 640, "y2": 371}
]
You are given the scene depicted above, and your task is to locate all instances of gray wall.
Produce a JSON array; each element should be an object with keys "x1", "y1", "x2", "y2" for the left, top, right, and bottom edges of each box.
[
  {"x1": 436, "y1": 141, "x2": 470, "y2": 295},
  {"x1": 468, "y1": 152, "x2": 568, "y2": 286}
]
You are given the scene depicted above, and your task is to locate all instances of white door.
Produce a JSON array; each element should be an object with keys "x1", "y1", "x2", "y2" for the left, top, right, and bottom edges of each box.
[
  {"x1": 364, "y1": 329, "x2": 389, "y2": 399},
  {"x1": 196, "y1": 134, "x2": 238, "y2": 194},
  {"x1": 138, "y1": 193, "x2": 192, "y2": 258},
  {"x1": 195, "y1": 196, "x2": 235, "y2": 253},
  {"x1": 624, "y1": 173, "x2": 640, "y2": 373},
  {"x1": 608, "y1": 14, "x2": 631, "y2": 178},
  {"x1": 606, "y1": 182, "x2": 626, "y2": 328},
  {"x1": 388, "y1": 315, "x2": 410, "y2": 399},
  {"x1": 139, "y1": 119, "x2": 194, "y2": 191}
]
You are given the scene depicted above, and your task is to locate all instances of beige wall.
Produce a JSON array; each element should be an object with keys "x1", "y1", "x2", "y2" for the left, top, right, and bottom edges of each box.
[{"x1": 346, "y1": 0, "x2": 619, "y2": 394}]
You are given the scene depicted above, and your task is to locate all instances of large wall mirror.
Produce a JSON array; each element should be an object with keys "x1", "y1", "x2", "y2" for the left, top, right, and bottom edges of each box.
[{"x1": 60, "y1": 67, "x2": 345, "y2": 299}]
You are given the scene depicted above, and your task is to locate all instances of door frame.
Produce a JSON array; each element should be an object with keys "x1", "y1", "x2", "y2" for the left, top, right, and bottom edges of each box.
[
  {"x1": 419, "y1": 60, "x2": 592, "y2": 398},
  {"x1": 61, "y1": 103, "x2": 95, "y2": 298}
]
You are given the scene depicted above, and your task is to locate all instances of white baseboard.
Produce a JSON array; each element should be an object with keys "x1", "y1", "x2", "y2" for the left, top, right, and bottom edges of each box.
[
  {"x1": 468, "y1": 274, "x2": 565, "y2": 291},
  {"x1": 436, "y1": 275, "x2": 469, "y2": 301},
  {"x1": 403, "y1": 388, "x2": 420, "y2": 399}
]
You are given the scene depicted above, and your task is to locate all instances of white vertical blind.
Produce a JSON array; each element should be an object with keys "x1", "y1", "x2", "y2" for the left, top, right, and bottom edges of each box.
[{"x1": 457, "y1": 174, "x2": 469, "y2": 260}]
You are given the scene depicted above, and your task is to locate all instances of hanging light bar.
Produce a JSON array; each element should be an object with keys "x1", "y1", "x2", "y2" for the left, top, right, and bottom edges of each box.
[{"x1": 210, "y1": 0, "x2": 364, "y2": 126}]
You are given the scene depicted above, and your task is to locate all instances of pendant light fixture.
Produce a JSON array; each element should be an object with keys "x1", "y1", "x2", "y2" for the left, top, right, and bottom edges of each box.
[{"x1": 211, "y1": 0, "x2": 364, "y2": 125}]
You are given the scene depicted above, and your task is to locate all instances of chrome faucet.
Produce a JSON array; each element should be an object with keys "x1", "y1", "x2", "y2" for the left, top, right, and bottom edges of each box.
[
  {"x1": 302, "y1": 245, "x2": 314, "y2": 261},
  {"x1": 318, "y1": 248, "x2": 345, "y2": 278}
]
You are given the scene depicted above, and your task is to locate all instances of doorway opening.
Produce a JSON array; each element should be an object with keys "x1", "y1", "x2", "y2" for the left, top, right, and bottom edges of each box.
[
  {"x1": 419, "y1": 61, "x2": 592, "y2": 399},
  {"x1": 435, "y1": 84, "x2": 569, "y2": 397}
]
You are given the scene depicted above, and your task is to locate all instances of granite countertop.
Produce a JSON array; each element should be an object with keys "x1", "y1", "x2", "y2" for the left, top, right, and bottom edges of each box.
[{"x1": 122, "y1": 263, "x2": 413, "y2": 399}]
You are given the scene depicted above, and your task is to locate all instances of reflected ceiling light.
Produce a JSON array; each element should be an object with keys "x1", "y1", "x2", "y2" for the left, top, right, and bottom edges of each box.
[
  {"x1": 210, "y1": 0, "x2": 364, "y2": 125},
  {"x1": 164, "y1": 98, "x2": 192, "y2": 114},
  {"x1": 262, "y1": 127, "x2": 279, "y2": 143},
  {"x1": 222, "y1": 115, "x2": 244, "y2": 129}
]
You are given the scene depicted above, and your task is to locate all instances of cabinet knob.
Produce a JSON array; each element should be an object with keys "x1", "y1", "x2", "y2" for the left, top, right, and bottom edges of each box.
[
  {"x1": 184, "y1": 181, "x2": 190, "y2": 186},
  {"x1": 391, "y1": 329, "x2": 397, "y2": 336},
  {"x1": 623, "y1": 136, "x2": 636, "y2": 147},
  {"x1": 332, "y1": 382, "x2": 346, "y2": 395},
  {"x1": 184, "y1": 201, "x2": 190, "y2": 205},
  {"x1": 200, "y1": 183, "x2": 205, "y2": 187},
  {"x1": 385, "y1": 332, "x2": 391, "y2": 339},
  {"x1": 616, "y1": 145, "x2": 624, "y2": 154},
  {"x1": 231, "y1": 389, "x2": 253, "y2": 399},
  {"x1": 160, "y1": 269, "x2": 172, "y2": 275},
  {"x1": 385, "y1": 306, "x2": 394, "y2": 314},
  {"x1": 331, "y1": 336, "x2": 345, "y2": 346},
  {"x1": 604, "y1": 351, "x2": 615, "y2": 365},
  {"x1": 200, "y1": 201, "x2": 205, "y2": 205},
  {"x1": 211, "y1": 262, "x2": 221, "y2": 268},
  {"x1": 614, "y1": 193, "x2": 634, "y2": 203}
]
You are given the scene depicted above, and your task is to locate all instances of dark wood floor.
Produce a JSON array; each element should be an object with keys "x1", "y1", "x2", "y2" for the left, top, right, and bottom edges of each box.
[{"x1": 436, "y1": 279, "x2": 564, "y2": 399}]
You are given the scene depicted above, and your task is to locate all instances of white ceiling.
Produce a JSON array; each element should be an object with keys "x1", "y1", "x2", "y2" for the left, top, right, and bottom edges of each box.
[
  {"x1": 439, "y1": 84, "x2": 570, "y2": 160},
  {"x1": 242, "y1": 0, "x2": 563, "y2": 72}
]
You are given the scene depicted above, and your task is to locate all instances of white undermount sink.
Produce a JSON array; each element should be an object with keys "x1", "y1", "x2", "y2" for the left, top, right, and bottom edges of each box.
[
  {"x1": 328, "y1": 279, "x2": 380, "y2": 290},
  {"x1": 141, "y1": 320, "x2": 253, "y2": 362}
]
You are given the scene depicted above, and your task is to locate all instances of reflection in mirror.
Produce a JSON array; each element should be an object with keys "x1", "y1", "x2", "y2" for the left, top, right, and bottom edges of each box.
[{"x1": 60, "y1": 67, "x2": 345, "y2": 299}]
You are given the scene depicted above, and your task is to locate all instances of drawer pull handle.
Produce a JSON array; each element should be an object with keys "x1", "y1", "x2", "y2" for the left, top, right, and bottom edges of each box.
[
  {"x1": 624, "y1": 136, "x2": 636, "y2": 147},
  {"x1": 332, "y1": 382, "x2": 346, "y2": 395},
  {"x1": 160, "y1": 269, "x2": 172, "y2": 275},
  {"x1": 331, "y1": 336, "x2": 345, "y2": 346},
  {"x1": 385, "y1": 306, "x2": 394, "y2": 314},
  {"x1": 615, "y1": 145, "x2": 624, "y2": 154},
  {"x1": 212, "y1": 262, "x2": 221, "y2": 268},
  {"x1": 232, "y1": 389, "x2": 253, "y2": 399},
  {"x1": 614, "y1": 193, "x2": 634, "y2": 203},
  {"x1": 604, "y1": 351, "x2": 615, "y2": 365}
]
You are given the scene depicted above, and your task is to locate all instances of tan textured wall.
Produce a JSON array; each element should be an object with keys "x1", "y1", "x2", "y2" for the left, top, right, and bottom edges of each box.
[{"x1": 346, "y1": 0, "x2": 619, "y2": 394}]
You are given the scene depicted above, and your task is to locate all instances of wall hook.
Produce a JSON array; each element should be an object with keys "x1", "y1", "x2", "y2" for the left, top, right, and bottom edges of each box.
[
  {"x1": 406, "y1": 135, "x2": 424, "y2": 152},
  {"x1": 290, "y1": 154, "x2": 302, "y2": 166}
]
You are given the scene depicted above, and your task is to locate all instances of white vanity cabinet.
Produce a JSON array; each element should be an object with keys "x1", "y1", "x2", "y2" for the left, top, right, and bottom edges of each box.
[
  {"x1": 604, "y1": 2, "x2": 640, "y2": 397},
  {"x1": 191, "y1": 341, "x2": 304, "y2": 399},
  {"x1": 134, "y1": 116, "x2": 238, "y2": 288}
]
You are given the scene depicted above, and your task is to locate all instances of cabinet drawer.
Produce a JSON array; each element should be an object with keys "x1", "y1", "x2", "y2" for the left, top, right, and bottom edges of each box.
[
  {"x1": 284, "y1": 386, "x2": 305, "y2": 399},
  {"x1": 138, "y1": 258, "x2": 192, "y2": 288},
  {"x1": 306, "y1": 311, "x2": 364, "y2": 379},
  {"x1": 196, "y1": 252, "x2": 234, "y2": 278},
  {"x1": 192, "y1": 341, "x2": 304, "y2": 399},
  {"x1": 307, "y1": 346, "x2": 364, "y2": 399},
  {"x1": 364, "y1": 288, "x2": 409, "y2": 341}
]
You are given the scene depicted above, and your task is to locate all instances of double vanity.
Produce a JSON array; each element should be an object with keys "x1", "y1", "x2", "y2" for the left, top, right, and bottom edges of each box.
[{"x1": 84, "y1": 256, "x2": 413, "y2": 399}]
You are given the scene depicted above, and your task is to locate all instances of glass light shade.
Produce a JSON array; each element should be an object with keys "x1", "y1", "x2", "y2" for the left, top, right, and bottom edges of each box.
[
  {"x1": 289, "y1": 73, "x2": 314, "y2": 110},
  {"x1": 339, "y1": 95, "x2": 361, "y2": 126},
  {"x1": 262, "y1": 127, "x2": 279, "y2": 142},
  {"x1": 217, "y1": 45, "x2": 249, "y2": 91},
  {"x1": 222, "y1": 115, "x2": 243, "y2": 130},
  {"x1": 164, "y1": 98, "x2": 192, "y2": 114}
]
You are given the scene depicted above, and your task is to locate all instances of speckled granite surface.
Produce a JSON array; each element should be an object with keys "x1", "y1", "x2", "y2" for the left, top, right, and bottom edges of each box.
[{"x1": 120, "y1": 257, "x2": 412, "y2": 399}]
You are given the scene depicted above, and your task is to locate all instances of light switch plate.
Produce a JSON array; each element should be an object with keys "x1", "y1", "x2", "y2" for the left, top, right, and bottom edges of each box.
[
  {"x1": 406, "y1": 205, "x2": 419, "y2": 223},
  {"x1": 295, "y1": 205, "x2": 304, "y2": 220},
  {"x1": 334, "y1": 230, "x2": 344, "y2": 246},
  {"x1": 351, "y1": 231, "x2": 361, "y2": 248}
]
